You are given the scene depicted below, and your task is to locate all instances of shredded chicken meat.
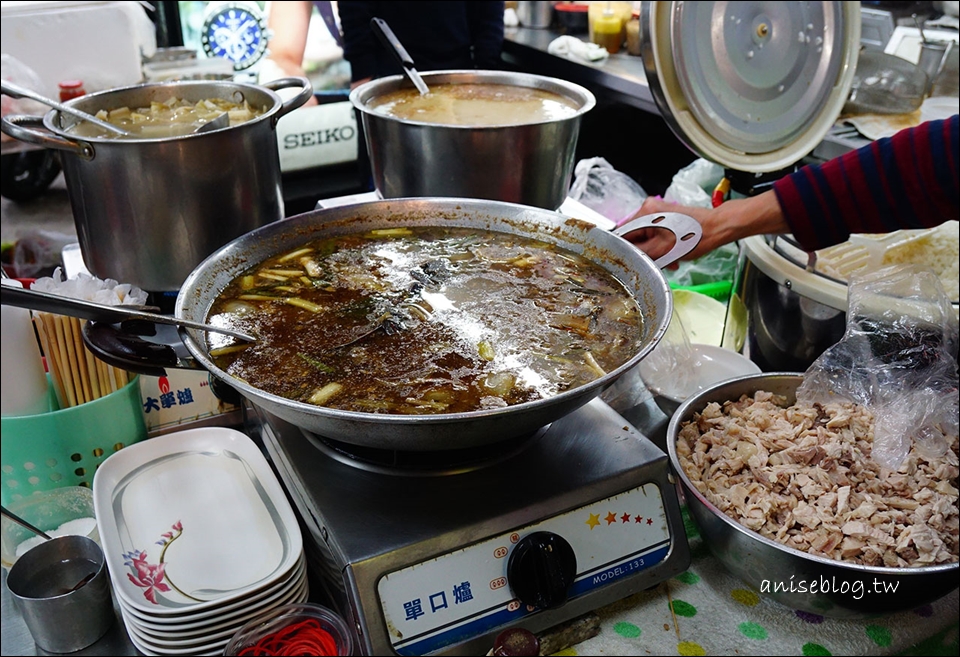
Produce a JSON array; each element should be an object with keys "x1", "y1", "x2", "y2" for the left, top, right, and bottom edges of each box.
[{"x1": 677, "y1": 391, "x2": 959, "y2": 567}]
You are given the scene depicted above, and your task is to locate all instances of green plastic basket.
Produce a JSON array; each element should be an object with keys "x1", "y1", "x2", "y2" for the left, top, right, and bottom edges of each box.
[
  {"x1": 669, "y1": 280, "x2": 733, "y2": 302},
  {"x1": 1, "y1": 375, "x2": 147, "y2": 506}
]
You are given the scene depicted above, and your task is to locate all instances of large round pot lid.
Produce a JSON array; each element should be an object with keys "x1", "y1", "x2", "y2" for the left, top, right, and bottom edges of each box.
[{"x1": 640, "y1": 1, "x2": 860, "y2": 173}]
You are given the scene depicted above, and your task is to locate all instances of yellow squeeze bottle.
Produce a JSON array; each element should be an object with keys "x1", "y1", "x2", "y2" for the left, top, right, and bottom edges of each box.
[{"x1": 592, "y1": 3, "x2": 623, "y2": 54}]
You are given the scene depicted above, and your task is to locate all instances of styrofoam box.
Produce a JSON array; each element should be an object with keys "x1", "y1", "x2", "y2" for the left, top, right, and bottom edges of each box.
[{"x1": 1, "y1": 1, "x2": 156, "y2": 98}]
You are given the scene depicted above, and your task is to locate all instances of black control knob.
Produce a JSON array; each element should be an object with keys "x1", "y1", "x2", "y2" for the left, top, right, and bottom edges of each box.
[{"x1": 507, "y1": 531, "x2": 577, "y2": 610}]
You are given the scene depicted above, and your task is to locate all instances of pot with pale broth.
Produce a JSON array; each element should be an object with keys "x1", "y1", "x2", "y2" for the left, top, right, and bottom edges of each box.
[{"x1": 350, "y1": 71, "x2": 596, "y2": 211}]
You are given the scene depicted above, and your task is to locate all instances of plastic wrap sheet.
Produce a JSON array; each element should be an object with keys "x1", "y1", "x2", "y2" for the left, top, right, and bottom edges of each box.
[{"x1": 796, "y1": 264, "x2": 959, "y2": 470}]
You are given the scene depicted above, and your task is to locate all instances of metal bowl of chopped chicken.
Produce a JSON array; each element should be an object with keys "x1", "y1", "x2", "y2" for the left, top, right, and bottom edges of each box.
[{"x1": 667, "y1": 373, "x2": 959, "y2": 618}]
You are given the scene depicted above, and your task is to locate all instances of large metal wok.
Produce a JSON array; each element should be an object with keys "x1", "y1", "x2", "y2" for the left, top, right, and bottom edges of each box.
[{"x1": 138, "y1": 199, "x2": 699, "y2": 450}]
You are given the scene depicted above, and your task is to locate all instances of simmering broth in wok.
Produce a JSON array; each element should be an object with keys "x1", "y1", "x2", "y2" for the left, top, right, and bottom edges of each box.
[
  {"x1": 367, "y1": 83, "x2": 580, "y2": 126},
  {"x1": 207, "y1": 227, "x2": 643, "y2": 414}
]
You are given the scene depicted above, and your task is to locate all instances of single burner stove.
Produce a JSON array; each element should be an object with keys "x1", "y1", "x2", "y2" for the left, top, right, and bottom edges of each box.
[
  {"x1": 304, "y1": 428, "x2": 547, "y2": 476},
  {"x1": 252, "y1": 398, "x2": 690, "y2": 656}
]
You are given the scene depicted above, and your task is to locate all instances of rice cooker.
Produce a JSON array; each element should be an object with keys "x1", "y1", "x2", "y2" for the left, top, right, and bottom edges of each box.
[{"x1": 729, "y1": 232, "x2": 960, "y2": 371}]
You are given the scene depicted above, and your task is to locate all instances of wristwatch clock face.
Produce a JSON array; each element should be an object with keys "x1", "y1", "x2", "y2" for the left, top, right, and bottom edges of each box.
[{"x1": 201, "y1": 2, "x2": 269, "y2": 71}]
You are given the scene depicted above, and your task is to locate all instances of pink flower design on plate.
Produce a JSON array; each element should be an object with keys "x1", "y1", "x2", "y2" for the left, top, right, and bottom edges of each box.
[
  {"x1": 122, "y1": 550, "x2": 171, "y2": 604},
  {"x1": 122, "y1": 520, "x2": 187, "y2": 605}
]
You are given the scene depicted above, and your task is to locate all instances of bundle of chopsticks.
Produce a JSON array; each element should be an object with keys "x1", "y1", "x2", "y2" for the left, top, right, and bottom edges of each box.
[{"x1": 33, "y1": 312, "x2": 130, "y2": 409}]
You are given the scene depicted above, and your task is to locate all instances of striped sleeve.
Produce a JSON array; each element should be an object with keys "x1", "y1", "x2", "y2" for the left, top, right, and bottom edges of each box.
[{"x1": 772, "y1": 114, "x2": 959, "y2": 251}]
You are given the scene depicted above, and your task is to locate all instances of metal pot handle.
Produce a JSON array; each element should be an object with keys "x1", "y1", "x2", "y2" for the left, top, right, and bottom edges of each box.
[
  {"x1": 262, "y1": 76, "x2": 314, "y2": 123},
  {"x1": 0, "y1": 114, "x2": 94, "y2": 160},
  {"x1": 81, "y1": 321, "x2": 205, "y2": 377},
  {"x1": 613, "y1": 212, "x2": 703, "y2": 269},
  {"x1": 82, "y1": 322, "x2": 241, "y2": 404}
]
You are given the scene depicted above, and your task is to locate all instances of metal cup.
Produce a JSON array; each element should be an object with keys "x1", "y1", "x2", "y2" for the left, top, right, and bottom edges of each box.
[
  {"x1": 6, "y1": 535, "x2": 114, "y2": 653},
  {"x1": 917, "y1": 40, "x2": 950, "y2": 94},
  {"x1": 517, "y1": 1, "x2": 554, "y2": 28}
]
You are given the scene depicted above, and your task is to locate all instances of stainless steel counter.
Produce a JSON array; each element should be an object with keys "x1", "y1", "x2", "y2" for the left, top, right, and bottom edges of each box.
[
  {"x1": 1, "y1": 567, "x2": 139, "y2": 656},
  {"x1": 502, "y1": 27, "x2": 660, "y2": 114}
]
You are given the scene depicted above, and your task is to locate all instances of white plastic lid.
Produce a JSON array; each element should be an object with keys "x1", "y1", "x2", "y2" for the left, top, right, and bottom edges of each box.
[{"x1": 640, "y1": 1, "x2": 861, "y2": 173}]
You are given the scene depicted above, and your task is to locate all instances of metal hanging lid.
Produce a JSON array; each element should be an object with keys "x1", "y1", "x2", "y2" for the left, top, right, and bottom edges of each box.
[{"x1": 640, "y1": 1, "x2": 860, "y2": 173}]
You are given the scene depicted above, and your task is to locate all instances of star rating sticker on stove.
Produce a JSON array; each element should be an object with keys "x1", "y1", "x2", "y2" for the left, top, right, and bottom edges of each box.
[{"x1": 586, "y1": 511, "x2": 656, "y2": 529}]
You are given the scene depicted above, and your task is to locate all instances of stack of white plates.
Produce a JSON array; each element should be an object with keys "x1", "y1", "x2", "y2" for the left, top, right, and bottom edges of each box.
[{"x1": 93, "y1": 427, "x2": 307, "y2": 656}]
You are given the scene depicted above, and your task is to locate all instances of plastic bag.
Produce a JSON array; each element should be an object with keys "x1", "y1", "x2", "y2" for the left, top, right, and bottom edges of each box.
[
  {"x1": 638, "y1": 306, "x2": 700, "y2": 398},
  {"x1": 1, "y1": 54, "x2": 48, "y2": 120},
  {"x1": 662, "y1": 243, "x2": 739, "y2": 287},
  {"x1": 796, "y1": 264, "x2": 959, "y2": 470},
  {"x1": 2, "y1": 230, "x2": 76, "y2": 279},
  {"x1": 662, "y1": 158, "x2": 724, "y2": 207},
  {"x1": 567, "y1": 157, "x2": 647, "y2": 225}
]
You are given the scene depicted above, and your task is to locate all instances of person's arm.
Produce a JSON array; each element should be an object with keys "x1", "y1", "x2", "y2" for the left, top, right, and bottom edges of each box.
[
  {"x1": 338, "y1": 1, "x2": 378, "y2": 85},
  {"x1": 265, "y1": 1, "x2": 314, "y2": 78},
  {"x1": 773, "y1": 115, "x2": 958, "y2": 251},
  {"x1": 623, "y1": 115, "x2": 959, "y2": 261},
  {"x1": 466, "y1": 1, "x2": 506, "y2": 69},
  {"x1": 621, "y1": 191, "x2": 787, "y2": 262}
]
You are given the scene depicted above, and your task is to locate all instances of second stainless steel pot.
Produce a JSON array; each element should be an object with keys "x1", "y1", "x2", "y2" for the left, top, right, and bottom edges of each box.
[
  {"x1": 169, "y1": 198, "x2": 698, "y2": 451},
  {"x1": 349, "y1": 71, "x2": 595, "y2": 210},
  {"x1": 0, "y1": 78, "x2": 311, "y2": 292}
]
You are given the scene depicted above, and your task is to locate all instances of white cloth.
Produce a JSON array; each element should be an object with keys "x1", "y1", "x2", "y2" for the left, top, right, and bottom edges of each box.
[
  {"x1": 572, "y1": 526, "x2": 960, "y2": 656},
  {"x1": 547, "y1": 35, "x2": 610, "y2": 63}
]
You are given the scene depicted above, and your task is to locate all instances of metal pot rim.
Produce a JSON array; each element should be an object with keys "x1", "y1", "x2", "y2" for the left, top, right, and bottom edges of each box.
[
  {"x1": 666, "y1": 371, "x2": 959, "y2": 576},
  {"x1": 42, "y1": 79, "x2": 289, "y2": 143},
  {"x1": 349, "y1": 69, "x2": 597, "y2": 129}
]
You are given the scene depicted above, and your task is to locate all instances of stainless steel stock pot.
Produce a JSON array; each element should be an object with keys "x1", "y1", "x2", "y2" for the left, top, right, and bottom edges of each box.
[{"x1": 1, "y1": 77, "x2": 312, "y2": 291}]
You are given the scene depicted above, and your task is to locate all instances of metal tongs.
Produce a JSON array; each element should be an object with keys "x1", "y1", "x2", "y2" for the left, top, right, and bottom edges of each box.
[{"x1": 0, "y1": 284, "x2": 257, "y2": 343}]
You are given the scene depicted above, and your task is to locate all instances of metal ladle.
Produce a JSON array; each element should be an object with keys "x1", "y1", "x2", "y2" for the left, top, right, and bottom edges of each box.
[
  {"x1": 193, "y1": 112, "x2": 230, "y2": 134},
  {"x1": 913, "y1": 14, "x2": 929, "y2": 43},
  {"x1": 0, "y1": 79, "x2": 131, "y2": 136},
  {"x1": 370, "y1": 17, "x2": 430, "y2": 95},
  {"x1": 1, "y1": 284, "x2": 257, "y2": 343}
]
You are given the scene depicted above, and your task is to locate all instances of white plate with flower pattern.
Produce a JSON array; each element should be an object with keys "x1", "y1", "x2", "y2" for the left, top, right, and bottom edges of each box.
[
  {"x1": 120, "y1": 575, "x2": 308, "y2": 652},
  {"x1": 93, "y1": 427, "x2": 303, "y2": 616},
  {"x1": 123, "y1": 575, "x2": 308, "y2": 646},
  {"x1": 116, "y1": 554, "x2": 306, "y2": 630}
]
